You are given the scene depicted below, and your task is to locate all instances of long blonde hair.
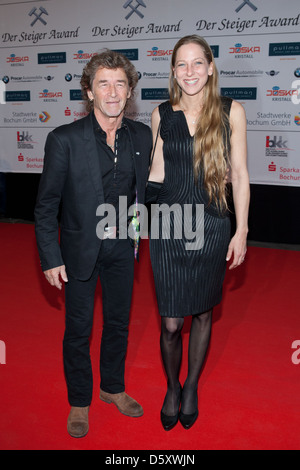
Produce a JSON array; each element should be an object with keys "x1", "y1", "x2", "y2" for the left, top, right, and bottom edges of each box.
[{"x1": 169, "y1": 35, "x2": 230, "y2": 211}]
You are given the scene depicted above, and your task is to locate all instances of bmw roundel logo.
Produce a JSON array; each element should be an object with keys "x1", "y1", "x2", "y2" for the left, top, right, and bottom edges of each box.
[
  {"x1": 65, "y1": 73, "x2": 72, "y2": 82},
  {"x1": 294, "y1": 68, "x2": 300, "y2": 78}
]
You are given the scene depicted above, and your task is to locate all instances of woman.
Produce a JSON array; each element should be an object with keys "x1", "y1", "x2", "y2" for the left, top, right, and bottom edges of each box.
[{"x1": 146, "y1": 35, "x2": 250, "y2": 431}]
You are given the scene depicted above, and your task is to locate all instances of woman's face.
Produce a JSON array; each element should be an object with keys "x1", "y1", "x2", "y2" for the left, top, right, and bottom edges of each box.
[{"x1": 173, "y1": 42, "x2": 213, "y2": 98}]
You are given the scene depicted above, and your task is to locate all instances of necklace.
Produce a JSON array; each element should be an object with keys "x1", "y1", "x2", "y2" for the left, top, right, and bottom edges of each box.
[
  {"x1": 107, "y1": 142, "x2": 115, "y2": 151},
  {"x1": 186, "y1": 114, "x2": 198, "y2": 125},
  {"x1": 180, "y1": 108, "x2": 199, "y2": 125},
  {"x1": 179, "y1": 102, "x2": 202, "y2": 125}
]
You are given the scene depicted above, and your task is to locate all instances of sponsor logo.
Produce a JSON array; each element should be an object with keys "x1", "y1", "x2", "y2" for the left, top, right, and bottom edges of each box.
[
  {"x1": 64, "y1": 107, "x2": 88, "y2": 121},
  {"x1": 220, "y1": 69, "x2": 263, "y2": 78},
  {"x1": 294, "y1": 67, "x2": 300, "y2": 78},
  {"x1": 113, "y1": 49, "x2": 139, "y2": 61},
  {"x1": 266, "y1": 86, "x2": 297, "y2": 101},
  {"x1": 141, "y1": 88, "x2": 169, "y2": 100},
  {"x1": 73, "y1": 50, "x2": 98, "y2": 63},
  {"x1": 3, "y1": 112, "x2": 38, "y2": 124},
  {"x1": 2, "y1": 74, "x2": 43, "y2": 83},
  {"x1": 266, "y1": 135, "x2": 288, "y2": 149},
  {"x1": 65, "y1": 73, "x2": 81, "y2": 82},
  {"x1": 269, "y1": 42, "x2": 300, "y2": 57},
  {"x1": 265, "y1": 70, "x2": 279, "y2": 77},
  {"x1": 291, "y1": 79, "x2": 300, "y2": 104},
  {"x1": 147, "y1": 47, "x2": 173, "y2": 61},
  {"x1": 268, "y1": 162, "x2": 276, "y2": 172},
  {"x1": 69, "y1": 90, "x2": 83, "y2": 101},
  {"x1": 221, "y1": 87, "x2": 257, "y2": 100},
  {"x1": 210, "y1": 45, "x2": 219, "y2": 59},
  {"x1": 39, "y1": 111, "x2": 51, "y2": 123},
  {"x1": 125, "y1": 110, "x2": 152, "y2": 126},
  {"x1": 38, "y1": 52, "x2": 66, "y2": 65},
  {"x1": 247, "y1": 111, "x2": 292, "y2": 128},
  {"x1": 39, "y1": 89, "x2": 63, "y2": 102},
  {"x1": 141, "y1": 71, "x2": 169, "y2": 80},
  {"x1": 6, "y1": 54, "x2": 29, "y2": 66},
  {"x1": 265, "y1": 135, "x2": 293, "y2": 158},
  {"x1": 279, "y1": 166, "x2": 300, "y2": 181},
  {"x1": 229, "y1": 43, "x2": 260, "y2": 58},
  {"x1": 6, "y1": 90, "x2": 30, "y2": 102},
  {"x1": 17, "y1": 131, "x2": 37, "y2": 149},
  {"x1": 18, "y1": 152, "x2": 43, "y2": 169},
  {"x1": 267, "y1": 163, "x2": 300, "y2": 183}
]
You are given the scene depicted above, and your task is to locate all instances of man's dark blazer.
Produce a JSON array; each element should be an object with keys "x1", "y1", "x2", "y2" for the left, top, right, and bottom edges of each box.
[{"x1": 34, "y1": 112, "x2": 152, "y2": 281}]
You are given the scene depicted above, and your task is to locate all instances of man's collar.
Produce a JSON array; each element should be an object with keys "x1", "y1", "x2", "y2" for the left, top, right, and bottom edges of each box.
[{"x1": 92, "y1": 111, "x2": 127, "y2": 133}]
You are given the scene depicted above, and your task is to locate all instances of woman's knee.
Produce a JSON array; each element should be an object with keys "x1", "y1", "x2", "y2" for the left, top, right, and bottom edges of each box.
[
  {"x1": 193, "y1": 309, "x2": 212, "y2": 330},
  {"x1": 161, "y1": 317, "x2": 184, "y2": 336}
]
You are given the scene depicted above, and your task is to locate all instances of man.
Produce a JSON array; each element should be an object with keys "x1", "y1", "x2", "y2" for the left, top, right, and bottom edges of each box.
[{"x1": 35, "y1": 50, "x2": 152, "y2": 438}]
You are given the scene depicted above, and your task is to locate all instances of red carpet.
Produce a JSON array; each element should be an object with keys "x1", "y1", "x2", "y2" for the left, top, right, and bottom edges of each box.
[{"x1": 0, "y1": 222, "x2": 300, "y2": 450}]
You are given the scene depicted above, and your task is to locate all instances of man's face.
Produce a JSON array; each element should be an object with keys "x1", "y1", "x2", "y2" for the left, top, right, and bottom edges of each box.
[{"x1": 87, "y1": 67, "x2": 131, "y2": 120}]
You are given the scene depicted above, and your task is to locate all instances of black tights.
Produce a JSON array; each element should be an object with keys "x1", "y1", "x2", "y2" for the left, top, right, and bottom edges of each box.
[{"x1": 160, "y1": 310, "x2": 212, "y2": 416}]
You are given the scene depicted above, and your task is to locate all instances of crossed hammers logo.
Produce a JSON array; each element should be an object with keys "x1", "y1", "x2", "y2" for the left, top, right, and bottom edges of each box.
[
  {"x1": 123, "y1": 0, "x2": 146, "y2": 20},
  {"x1": 235, "y1": 0, "x2": 257, "y2": 12},
  {"x1": 28, "y1": 7, "x2": 49, "y2": 26}
]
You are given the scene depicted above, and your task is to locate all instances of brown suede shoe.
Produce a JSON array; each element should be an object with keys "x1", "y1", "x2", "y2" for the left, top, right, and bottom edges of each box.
[
  {"x1": 100, "y1": 389, "x2": 143, "y2": 417},
  {"x1": 67, "y1": 406, "x2": 89, "y2": 438}
]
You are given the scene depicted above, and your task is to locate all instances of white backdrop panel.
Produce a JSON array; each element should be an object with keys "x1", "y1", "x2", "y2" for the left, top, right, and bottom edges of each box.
[{"x1": 0, "y1": 0, "x2": 299, "y2": 185}]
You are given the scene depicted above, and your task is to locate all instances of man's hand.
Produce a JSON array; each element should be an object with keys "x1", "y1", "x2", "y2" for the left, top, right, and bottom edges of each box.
[{"x1": 44, "y1": 265, "x2": 68, "y2": 290}]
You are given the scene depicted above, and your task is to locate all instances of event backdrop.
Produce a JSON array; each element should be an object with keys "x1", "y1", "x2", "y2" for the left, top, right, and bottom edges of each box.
[{"x1": 0, "y1": 0, "x2": 299, "y2": 186}]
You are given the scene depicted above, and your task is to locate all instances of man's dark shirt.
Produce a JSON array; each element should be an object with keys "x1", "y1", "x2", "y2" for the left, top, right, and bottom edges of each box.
[{"x1": 92, "y1": 112, "x2": 136, "y2": 228}]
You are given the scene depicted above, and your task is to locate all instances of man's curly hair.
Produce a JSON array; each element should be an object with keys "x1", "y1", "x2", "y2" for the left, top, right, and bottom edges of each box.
[{"x1": 80, "y1": 49, "x2": 139, "y2": 112}]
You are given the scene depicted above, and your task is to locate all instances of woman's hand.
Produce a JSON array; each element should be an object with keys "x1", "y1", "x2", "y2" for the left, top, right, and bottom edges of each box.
[{"x1": 226, "y1": 231, "x2": 247, "y2": 270}]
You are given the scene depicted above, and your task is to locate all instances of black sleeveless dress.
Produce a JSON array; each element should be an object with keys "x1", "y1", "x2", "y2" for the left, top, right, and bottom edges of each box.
[{"x1": 149, "y1": 98, "x2": 232, "y2": 318}]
